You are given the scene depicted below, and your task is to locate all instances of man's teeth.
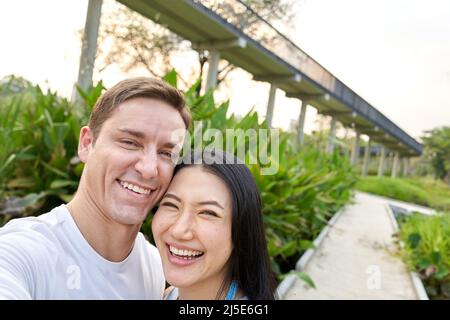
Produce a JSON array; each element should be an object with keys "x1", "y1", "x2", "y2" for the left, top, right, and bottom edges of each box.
[
  {"x1": 169, "y1": 245, "x2": 203, "y2": 258},
  {"x1": 119, "y1": 180, "x2": 151, "y2": 195}
]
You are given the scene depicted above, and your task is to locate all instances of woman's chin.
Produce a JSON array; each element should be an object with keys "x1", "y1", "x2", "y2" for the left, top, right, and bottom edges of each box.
[{"x1": 164, "y1": 270, "x2": 193, "y2": 288}]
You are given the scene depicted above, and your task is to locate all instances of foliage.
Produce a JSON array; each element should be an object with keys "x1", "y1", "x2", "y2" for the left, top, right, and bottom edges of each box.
[
  {"x1": 0, "y1": 75, "x2": 104, "y2": 221},
  {"x1": 421, "y1": 126, "x2": 450, "y2": 182},
  {"x1": 355, "y1": 176, "x2": 450, "y2": 212},
  {"x1": 398, "y1": 213, "x2": 450, "y2": 299},
  {"x1": 0, "y1": 72, "x2": 356, "y2": 282}
]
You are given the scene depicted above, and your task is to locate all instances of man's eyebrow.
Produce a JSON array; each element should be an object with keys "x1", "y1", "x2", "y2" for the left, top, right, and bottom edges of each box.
[
  {"x1": 162, "y1": 141, "x2": 178, "y2": 149},
  {"x1": 197, "y1": 200, "x2": 224, "y2": 210},
  {"x1": 118, "y1": 128, "x2": 145, "y2": 139},
  {"x1": 117, "y1": 129, "x2": 178, "y2": 149}
]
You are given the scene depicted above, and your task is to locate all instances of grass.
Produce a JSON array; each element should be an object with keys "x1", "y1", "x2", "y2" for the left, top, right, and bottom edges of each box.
[{"x1": 355, "y1": 176, "x2": 450, "y2": 212}]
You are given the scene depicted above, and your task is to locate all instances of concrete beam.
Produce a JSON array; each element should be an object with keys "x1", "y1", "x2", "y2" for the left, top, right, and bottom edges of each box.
[
  {"x1": 326, "y1": 117, "x2": 337, "y2": 154},
  {"x1": 321, "y1": 110, "x2": 351, "y2": 117},
  {"x1": 351, "y1": 132, "x2": 360, "y2": 166},
  {"x1": 205, "y1": 50, "x2": 220, "y2": 90},
  {"x1": 192, "y1": 37, "x2": 247, "y2": 51},
  {"x1": 402, "y1": 157, "x2": 410, "y2": 177},
  {"x1": 362, "y1": 137, "x2": 371, "y2": 176},
  {"x1": 392, "y1": 151, "x2": 400, "y2": 178},
  {"x1": 266, "y1": 83, "x2": 277, "y2": 128},
  {"x1": 72, "y1": 0, "x2": 103, "y2": 104},
  {"x1": 297, "y1": 100, "x2": 308, "y2": 146},
  {"x1": 253, "y1": 74, "x2": 302, "y2": 83},
  {"x1": 286, "y1": 92, "x2": 330, "y2": 102},
  {"x1": 377, "y1": 145, "x2": 386, "y2": 177}
]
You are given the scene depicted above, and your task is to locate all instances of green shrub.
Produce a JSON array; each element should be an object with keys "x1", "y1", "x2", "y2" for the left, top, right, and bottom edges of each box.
[
  {"x1": 398, "y1": 213, "x2": 450, "y2": 299},
  {"x1": 0, "y1": 76, "x2": 104, "y2": 219}
]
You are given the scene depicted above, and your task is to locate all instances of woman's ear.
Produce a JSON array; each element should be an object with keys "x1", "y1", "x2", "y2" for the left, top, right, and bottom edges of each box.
[{"x1": 78, "y1": 126, "x2": 94, "y2": 163}]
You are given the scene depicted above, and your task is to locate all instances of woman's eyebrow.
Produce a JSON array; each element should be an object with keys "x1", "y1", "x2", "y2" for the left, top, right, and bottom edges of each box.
[
  {"x1": 163, "y1": 193, "x2": 181, "y2": 202},
  {"x1": 197, "y1": 200, "x2": 224, "y2": 210}
]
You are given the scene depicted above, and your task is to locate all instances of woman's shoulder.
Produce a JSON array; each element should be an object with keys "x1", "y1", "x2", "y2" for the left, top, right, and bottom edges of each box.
[{"x1": 163, "y1": 286, "x2": 179, "y2": 300}]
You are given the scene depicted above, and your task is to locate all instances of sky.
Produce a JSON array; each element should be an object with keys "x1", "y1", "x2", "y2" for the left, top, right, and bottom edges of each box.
[{"x1": 0, "y1": 0, "x2": 449, "y2": 141}]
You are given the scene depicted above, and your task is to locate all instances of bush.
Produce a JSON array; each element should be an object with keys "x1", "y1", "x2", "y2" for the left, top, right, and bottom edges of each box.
[
  {"x1": 398, "y1": 213, "x2": 450, "y2": 299},
  {"x1": 0, "y1": 76, "x2": 102, "y2": 218}
]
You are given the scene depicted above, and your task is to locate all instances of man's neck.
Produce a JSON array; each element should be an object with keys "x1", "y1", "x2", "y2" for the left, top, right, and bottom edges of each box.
[{"x1": 66, "y1": 196, "x2": 141, "y2": 262}]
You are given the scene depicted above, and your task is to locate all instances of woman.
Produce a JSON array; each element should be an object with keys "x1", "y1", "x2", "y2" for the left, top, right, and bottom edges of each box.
[{"x1": 151, "y1": 150, "x2": 277, "y2": 300}]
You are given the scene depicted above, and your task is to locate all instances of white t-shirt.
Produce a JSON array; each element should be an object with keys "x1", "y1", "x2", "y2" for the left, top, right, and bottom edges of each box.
[{"x1": 0, "y1": 205, "x2": 165, "y2": 300}]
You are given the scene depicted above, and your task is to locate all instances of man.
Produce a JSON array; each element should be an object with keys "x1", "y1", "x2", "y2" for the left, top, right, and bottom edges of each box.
[{"x1": 0, "y1": 77, "x2": 191, "y2": 299}]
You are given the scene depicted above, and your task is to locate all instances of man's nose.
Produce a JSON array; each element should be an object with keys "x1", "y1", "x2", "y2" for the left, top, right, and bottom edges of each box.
[{"x1": 135, "y1": 149, "x2": 159, "y2": 180}]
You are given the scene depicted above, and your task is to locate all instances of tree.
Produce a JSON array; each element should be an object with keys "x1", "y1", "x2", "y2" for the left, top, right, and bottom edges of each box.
[
  {"x1": 421, "y1": 126, "x2": 450, "y2": 182},
  {"x1": 95, "y1": 0, "x2": 298, "y2": 91}
]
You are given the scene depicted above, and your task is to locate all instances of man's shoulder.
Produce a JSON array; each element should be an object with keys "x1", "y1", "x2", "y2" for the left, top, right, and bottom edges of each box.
[
  {"x1": 135, "y1": 233, "x2": 160, "y2": 257},
  {"x1": 1, "y1": 204, "x2": 67, "y2": 231},
  {"x1": 135, "y1": 233, "x2": 163, "y2": 268},
  {"x1": 0, "y1": 205, "x2": 68, "y2": 255}
]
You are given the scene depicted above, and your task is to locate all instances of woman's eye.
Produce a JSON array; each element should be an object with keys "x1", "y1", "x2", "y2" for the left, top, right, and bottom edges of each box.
[
  {"x1": 161, "y1": 202, "x2": 178, "y2": 210},
  {"x1": 200, "y1": 210, "x2": 219, "y2": 217}
]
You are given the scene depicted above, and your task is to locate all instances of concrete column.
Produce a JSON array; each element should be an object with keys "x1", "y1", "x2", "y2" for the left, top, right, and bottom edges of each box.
[
  {"x1": 362, "y1": 137, "x2": 371, "y2": 176},
  {"x1": 297, "y1": 100, "x2": 308, "y2": 146},
  {"x1": 402, "y1": 157, "x2": 410, "y2": 177},
  {"x1": 392, "y1": 151, "x2": 400, "y2": 178},
  {"x1": 265, "y1": 83, "x2": 277, "y2": 128},
  {"x1": 326, "y1": 117, "x2": 337, "y2": 154},
  {"x1": 350, "y1": 132, "x2": 360, "y2": 166},
  {"x1": 205, "y1": 50, "x2": 220, "y2": 91},
  {"x1": 72, "y1": 0, "x2": 103, "y2": 104},
  {"x1": 377, "y1": 145, "x2": 386, "y2": 177}
]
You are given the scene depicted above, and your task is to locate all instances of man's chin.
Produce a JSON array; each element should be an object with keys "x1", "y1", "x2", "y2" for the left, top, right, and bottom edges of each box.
[{"x1": 110, "y1": 206, "x2": 151, "y2": 226}]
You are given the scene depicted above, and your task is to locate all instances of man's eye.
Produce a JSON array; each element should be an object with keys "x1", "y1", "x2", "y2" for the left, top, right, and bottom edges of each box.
[
  {"x1": 160, "y1": 150, "x2": 173, "y2": 158},
  {"x1": 120, "y1": 140, "x2": 139, "y2": 148}
]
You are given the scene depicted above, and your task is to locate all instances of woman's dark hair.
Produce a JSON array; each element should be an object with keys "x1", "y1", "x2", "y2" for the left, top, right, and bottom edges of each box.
[{"x1": 174, "y1": 149, "x2": 277, "y2": 300}]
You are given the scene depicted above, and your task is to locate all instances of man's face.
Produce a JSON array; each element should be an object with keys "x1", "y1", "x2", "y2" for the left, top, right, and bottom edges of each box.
[{"x1": 77, "y1": 97, "x2": 186, "y2": 226}]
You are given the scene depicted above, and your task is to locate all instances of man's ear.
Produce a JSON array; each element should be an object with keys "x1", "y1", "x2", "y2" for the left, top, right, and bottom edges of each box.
[{"x1": 78, "y1": 126, "x2": 94, "y2": 163}]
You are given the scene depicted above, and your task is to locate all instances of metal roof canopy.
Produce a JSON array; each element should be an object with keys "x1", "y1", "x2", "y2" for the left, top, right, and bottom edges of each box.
[{"x1": 117, "y1": 0, "x2": 422, "y2": 156}]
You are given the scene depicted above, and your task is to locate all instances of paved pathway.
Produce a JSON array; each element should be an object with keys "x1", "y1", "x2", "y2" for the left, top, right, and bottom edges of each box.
[{"x1": 283, "y1": 192, "x2": 429, "y2": 299}]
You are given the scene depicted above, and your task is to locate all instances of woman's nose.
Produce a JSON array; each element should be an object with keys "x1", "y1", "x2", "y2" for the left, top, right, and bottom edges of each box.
[{"x1": 169, "y1": 213, "x2": 194, "y2": 241}]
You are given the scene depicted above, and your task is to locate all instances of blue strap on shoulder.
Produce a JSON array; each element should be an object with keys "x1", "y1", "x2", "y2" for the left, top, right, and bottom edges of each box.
[{"x1": 225, "y1": 280, "x2": 238, "y2": 300}]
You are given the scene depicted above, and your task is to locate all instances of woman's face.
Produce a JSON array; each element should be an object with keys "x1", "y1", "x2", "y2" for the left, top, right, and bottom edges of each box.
[{"x1": 152, "y1": 166, "x2": 233, "y2": 292}]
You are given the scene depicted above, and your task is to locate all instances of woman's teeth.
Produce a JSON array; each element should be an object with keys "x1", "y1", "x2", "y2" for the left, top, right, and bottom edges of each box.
[{"x1": 169, "y1": 245, "x2": 204, "y2": 259}]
